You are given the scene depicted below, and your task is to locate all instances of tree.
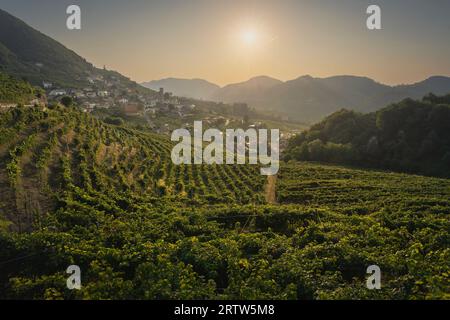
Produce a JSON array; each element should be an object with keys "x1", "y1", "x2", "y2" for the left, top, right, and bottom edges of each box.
[
  {"x1": 104, "y1": 116, "x2": 124, "y2": 126},
  {"x1": 60, "y1": 96, "x2": 73, "y2": 107}
]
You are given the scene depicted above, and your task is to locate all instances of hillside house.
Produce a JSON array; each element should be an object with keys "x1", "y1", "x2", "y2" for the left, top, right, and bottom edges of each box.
[
  {"x1": 82, "y1": 102, "x2": 96, "y2": 113},
  {"x1": 122, "y1": 104, "x2": 141, "y2": 116},
  {"x1": 73, "y1": 91, "x2": 85, "y2": 98},
  {"x1": 49, "y1": 89, "x2": 67, "y2": 97},
  {"x1": 97, "y1": 90, "x2": 109, "y2": 97},
  {"x1": 42, "y1": 81, "x2": 53, "y2": 89}
]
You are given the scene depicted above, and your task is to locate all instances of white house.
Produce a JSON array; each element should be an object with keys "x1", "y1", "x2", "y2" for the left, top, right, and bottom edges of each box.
[
  {"x1": 73, "y1": 91, "x2": 85, "y2": 98},
  {"x1": 97, "y1": 91, "x2": 109, "y2": 97},
  {"x1": 49, "y1": 89, "x2": 67, "y2": 97},
  {"x1": 42, "y1": 81, "x2": 53, "y2": 89}
]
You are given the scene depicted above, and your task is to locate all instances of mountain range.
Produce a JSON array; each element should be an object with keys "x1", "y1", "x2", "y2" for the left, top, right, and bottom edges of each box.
[
  {"x1": 142, "y1": 78, "x2": 220, "y2": 100},
  {"x1": 143, "y1": 75, "x2": 450, "y2": 122},
  {"x1": 1, "y1": 7, "x2": 450, "y2": 123}
]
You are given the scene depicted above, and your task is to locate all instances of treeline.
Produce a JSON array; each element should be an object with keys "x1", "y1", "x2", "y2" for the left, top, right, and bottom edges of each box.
[{"x1": 284, "y1": 94, "x2": 450, "y2": 177}]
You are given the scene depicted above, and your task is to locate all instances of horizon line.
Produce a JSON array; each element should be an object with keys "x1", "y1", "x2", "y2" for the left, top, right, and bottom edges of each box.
[{"x1": 138, "y1": 73, "x2": 450, "y2": 89}]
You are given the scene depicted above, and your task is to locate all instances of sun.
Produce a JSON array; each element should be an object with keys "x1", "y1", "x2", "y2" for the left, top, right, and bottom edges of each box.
[{"x1": 241, "y1": 29, "x2": 259, "y2": 46}]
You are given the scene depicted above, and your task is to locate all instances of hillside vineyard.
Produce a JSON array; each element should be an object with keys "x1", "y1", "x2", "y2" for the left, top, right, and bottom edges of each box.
[
  {"x1": 0, "y1": 106, "x2": 448, "y2": 299},
  {"x1": 0, "y1": 4, "x2": 449, "y2": 302},
  {"x1": 0, "y1": 106, "x2": 267, "y2": 231},
  {"x1": 171, "y1": 121, "x2": 279, "y2": 175}
]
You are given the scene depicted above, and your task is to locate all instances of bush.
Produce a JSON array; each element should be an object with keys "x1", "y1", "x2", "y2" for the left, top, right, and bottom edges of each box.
[{"x1": 104, "y1": 116, "x2": 125, "y2": 126}]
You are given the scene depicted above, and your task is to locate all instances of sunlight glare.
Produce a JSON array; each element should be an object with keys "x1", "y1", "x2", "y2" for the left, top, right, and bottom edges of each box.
[{"x1": 241, "y1": 29, "x2": 259, "y2": 46}]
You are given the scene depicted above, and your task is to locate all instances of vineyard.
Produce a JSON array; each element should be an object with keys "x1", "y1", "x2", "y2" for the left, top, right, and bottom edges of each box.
[
  {"x1": 0, "y1": 72, "x2": 43, "y2": 104},
  {"x1": 0, "y1": 106, "x2": 266, "y2": 230},
  {"x1": 0, "y1": 106, "x2": 449, "y2": 299}
]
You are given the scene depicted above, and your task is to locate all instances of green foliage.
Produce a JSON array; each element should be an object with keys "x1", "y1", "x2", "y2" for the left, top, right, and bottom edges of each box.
[
  {"x1": 104, "y1": 116, "x2": 125, "y2": 126},
  {"x1": 285, "y1": 96, "x2": 450, "y2": 177},
  {"x1": 60, "y1": 96, "x2": 73, "y2": 108},
  {"x1": 0, "y1": 107, "x2": 448, "y2": 300},
  {"x1": 0, "y1": 72, "x2": 42, "y2": 104}
]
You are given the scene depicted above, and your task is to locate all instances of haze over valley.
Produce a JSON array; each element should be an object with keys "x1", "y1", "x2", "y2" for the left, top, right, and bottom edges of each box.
[{"x1": 143, "y1": 75, "x2": 450, "y2": 121}]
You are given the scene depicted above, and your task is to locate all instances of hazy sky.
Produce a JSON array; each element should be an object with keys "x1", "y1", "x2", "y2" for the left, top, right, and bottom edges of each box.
[{"x1": 1, "y1": 0, "x2": 450, "y2": 86}]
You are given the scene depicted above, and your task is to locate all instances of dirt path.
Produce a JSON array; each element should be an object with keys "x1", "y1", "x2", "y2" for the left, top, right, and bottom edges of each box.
[{"x1": 265, "y1": 174, "x2": 277, "y2": 204}]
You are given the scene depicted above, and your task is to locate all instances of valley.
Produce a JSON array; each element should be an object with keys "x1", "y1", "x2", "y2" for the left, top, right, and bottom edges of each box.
[
  {"x1": 143, "y1": 75, "x2": 450, "y2": 122},
  {"x1": 0, "y1": 4, "x2": 448, "y2": 302}
]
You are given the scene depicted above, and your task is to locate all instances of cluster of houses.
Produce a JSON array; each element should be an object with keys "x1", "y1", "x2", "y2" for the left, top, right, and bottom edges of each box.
[
  {"x1": 143, "y1": 88, "x2": 196, "y2": 118},
  {"x1": 45, "y1": 74, "x2": 126, "y2": 111},
  {"x1": 44, "y1": 76, "x2": 196, "y2": 119}
]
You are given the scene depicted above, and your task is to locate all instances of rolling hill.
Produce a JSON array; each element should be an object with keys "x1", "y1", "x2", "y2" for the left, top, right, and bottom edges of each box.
[
  {"x1": 147, "y1": 74, "x2": 450, "y2": 122},
  {"x1": 210, "y1": 75, "x2": 283, "y2": 104},
  {"x1": 142, "y1": 78, "x2": 220, "y2": 100},
  {"x1": 284, "y1": 94, "x2": 450, "y2": 177},
  {"x1": 214, "y1": 75, "x2": 450, "y2": 122},
  {"x1": 0, "y1": 8, "x2": 152, "y2": 92},
  {"x1": 0, "y1": 105, "x2": 266, "y2": 232}
]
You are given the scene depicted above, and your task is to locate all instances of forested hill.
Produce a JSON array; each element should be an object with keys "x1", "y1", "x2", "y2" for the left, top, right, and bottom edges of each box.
[
  {"x1": 0, "y1": 8, "x2": 151, "y2": 92},
  {"x1": 284, "y1": 94, "x2": 450, "y2": 177}
]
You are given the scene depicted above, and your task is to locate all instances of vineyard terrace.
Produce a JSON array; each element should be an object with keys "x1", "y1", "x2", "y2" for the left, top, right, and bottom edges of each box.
[{"x1": 171, "y1": 121, "x2": 279, "y2": 175}]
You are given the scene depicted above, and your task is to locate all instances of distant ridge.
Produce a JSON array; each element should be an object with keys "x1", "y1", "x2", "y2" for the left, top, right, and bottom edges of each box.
[
  {"x1": 142, "y1": 78, "x2": 220, "y2": 100},
  {"x1": 146, "y1": 74, "x2": 450, "y2": 122},
  {"x1": 210, "y1": 76, "x2": 283, "y2": 105}
]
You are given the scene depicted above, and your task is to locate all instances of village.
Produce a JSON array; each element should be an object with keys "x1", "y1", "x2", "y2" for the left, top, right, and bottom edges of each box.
[
  {"x1": 0, "y1": 71, "x2": 297, "y2": 147},
  {"x1": 44, "y1": 74, "x2": 196, "y2": 118}
]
